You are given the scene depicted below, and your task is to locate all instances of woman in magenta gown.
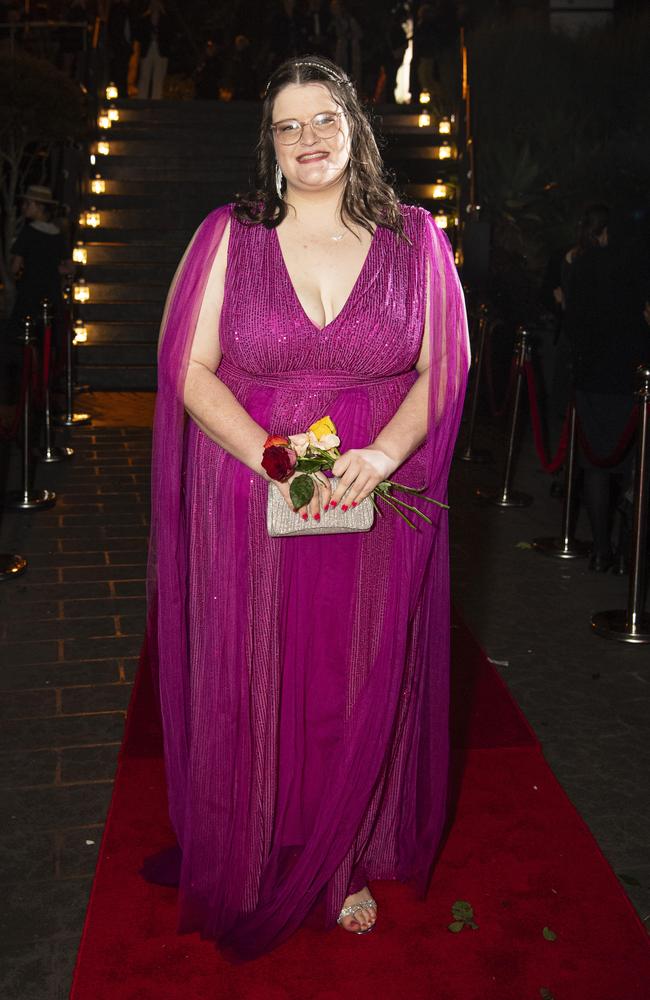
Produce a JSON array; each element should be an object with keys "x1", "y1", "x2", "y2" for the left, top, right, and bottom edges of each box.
[{"x1": 142, "y1": 54, "x2": 469, "y2": 962}]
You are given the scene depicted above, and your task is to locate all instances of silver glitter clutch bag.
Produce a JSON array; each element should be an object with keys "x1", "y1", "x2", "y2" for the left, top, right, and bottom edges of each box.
[{"x1": 267, "y1": 476, "x2": 374, "y2": 536}]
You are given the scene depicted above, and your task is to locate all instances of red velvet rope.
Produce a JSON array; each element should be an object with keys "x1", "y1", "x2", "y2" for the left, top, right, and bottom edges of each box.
[
  {"x1": 0, "y1": 343, "x2": 34, "y2": 442},
  {"x1": 523, "y1": 359, "x2": 638, "y2": 471},
  {"x1": 523, "y1": 361, "x2": 570, "y2": 473},
  {"x1": 576, "y1": 407, "x2": 638, "y2": 468},
  {"x1": 486, "y1": 349, "x2": 517, "y2": 418}
]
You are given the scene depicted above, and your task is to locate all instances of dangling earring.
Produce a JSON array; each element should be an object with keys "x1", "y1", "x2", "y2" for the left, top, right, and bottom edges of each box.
[{"x1": 275, "y1": 162, "x2": 284, "y2": 199}]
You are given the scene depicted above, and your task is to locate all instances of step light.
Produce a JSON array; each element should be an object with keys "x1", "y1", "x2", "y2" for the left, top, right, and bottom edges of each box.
[
  {"x1": 438, "y1": 117, "x2": 452, "y2": 135},
  {"x1": 73, "y1": 280, "x2": 90, "y2": 303},
  {"x1": 418, "y1": 111, "x2": 431, "y2": 128},
  {"x1": 97, "y1": 141, "x2": 110, "y2": 156},
  {"x1": 97, "y1": 111, "x2": 111, "y2": 130},
  {"x1": 419, "y1": 90, "x2": 430, "y2": 105},
  {"x1": 73, "y1": 243, "x2": 87, "y2": 265},
  {"x1": 436, "y1": 142, "x2": 455, "y2": 160},
  {"x1": 434, "y1": 213, "x2": 448, "y2": 230},
  {"x1": 79, "y1": 208, "x2": 100, "y2": 228},
  {"x1": 73, "y1": 319, "x2": 88, "y2": 344},
  {"x1": 432, "y1": 181, "x2": 449, "y2": 199},
  {"x1": 106, "y1": 82, "x2": 118, "y2": 100},
  {"x1": 91, "y1": 175, "x2": 106, "y2": 195},
  {"x1": 108, "y1": 105, "x2": 119, "y2": 123}
]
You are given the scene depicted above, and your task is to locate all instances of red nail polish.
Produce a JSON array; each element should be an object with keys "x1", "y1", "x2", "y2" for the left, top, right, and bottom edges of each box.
[
  {"x1": 341, "y1": 504, "x2": 348, "y2": 512},
  {"x1": 351, "y1": 501, "x2": 358, "y2": 508},
  {"x1": 323, "y1": 504, "x2": 329, "y2": 512},
  {"x1": 314, "y1": 513, "x2": 320, "y2": 521},
  {"x1": 301, "y1": 513, "x2": 308, "y2": 520},
  {"x1": 330, "y1": 500, "x2": 338, "y2": 508}
]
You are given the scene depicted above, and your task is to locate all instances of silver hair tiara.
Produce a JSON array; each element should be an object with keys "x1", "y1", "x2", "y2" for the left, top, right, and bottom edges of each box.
[{"x1": 264, "y1": 61, "x2": 351, "y2": 98}]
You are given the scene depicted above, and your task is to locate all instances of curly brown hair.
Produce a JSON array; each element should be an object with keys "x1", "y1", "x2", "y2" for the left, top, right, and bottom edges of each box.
[{"x1": 234, "y1": 54, "x2": 407, "y2": 241}]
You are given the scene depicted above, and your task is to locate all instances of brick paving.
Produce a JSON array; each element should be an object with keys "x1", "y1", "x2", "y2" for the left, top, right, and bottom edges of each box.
[
  {"x1": 0, "y1": 391, "x2": 648, "y2": 999},
  {"x1": 0, "y1": 408, "x2": 150, "y2": 1000}
]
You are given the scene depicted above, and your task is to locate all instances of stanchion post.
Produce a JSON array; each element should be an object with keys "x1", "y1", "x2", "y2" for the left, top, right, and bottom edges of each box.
[
  {"x1": 476, "y1": 326, "x2": 533, "y2": 508},
  {"x1": 38, "y1": 298, "x2": 74, "y2": 463},
  {"x1": 592, "y1": 364, "x2": 650, "y2": 643},
  {"x1": 54, "y1": 284, "x2": 91, "y2": 427},
  {"x1": 458, "y1": 301, "x2": 493, "y2": 463},
  {"x1": 5, "y1": 317, "x2": 56, "y2": 511},
  {"x1": 532, "y1": 401, "x2": 590, "y2": 558}
]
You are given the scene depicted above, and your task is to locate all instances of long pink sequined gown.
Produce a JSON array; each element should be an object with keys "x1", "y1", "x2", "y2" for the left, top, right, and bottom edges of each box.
[{"x1": 143, "y1": 202, "x2": 469, "y2": 962}]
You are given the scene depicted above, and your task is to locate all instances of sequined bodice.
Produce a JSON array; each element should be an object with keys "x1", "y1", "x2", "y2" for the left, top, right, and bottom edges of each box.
[{"x1": 218, "y1": 205, "x2": 428, "y2": 381}]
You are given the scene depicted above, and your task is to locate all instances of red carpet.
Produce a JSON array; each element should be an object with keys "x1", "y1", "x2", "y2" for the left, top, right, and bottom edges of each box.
[{"x1": 70, "y1": 615, "x2": 650, "y2": 999}]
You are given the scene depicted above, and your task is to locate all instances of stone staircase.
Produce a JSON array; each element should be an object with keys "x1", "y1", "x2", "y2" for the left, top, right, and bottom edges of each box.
[
  {"x1": 76, "y1": 99, "x2": 259, "y2": 389},
  {"x1": 75, "y1": 101, "x2": 458, "y2": 390}
]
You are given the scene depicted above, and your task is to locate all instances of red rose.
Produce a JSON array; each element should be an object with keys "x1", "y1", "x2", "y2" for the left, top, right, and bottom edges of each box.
[{"x1": 262, "y1": 444, "x2": 297, "y2": 482}]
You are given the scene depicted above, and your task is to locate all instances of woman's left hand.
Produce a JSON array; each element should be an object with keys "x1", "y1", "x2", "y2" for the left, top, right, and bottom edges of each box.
[{"x1": 329, "y1": 447, "x2": 398, "y2": 511}]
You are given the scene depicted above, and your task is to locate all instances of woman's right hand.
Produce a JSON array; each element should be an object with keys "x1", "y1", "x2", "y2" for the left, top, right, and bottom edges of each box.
[{"x1": 273, "y1": 471, "x2": 333, "y2": 523}]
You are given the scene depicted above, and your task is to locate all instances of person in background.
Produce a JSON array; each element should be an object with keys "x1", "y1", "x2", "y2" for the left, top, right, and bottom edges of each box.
[
  {"x1": 192, "y1": 37, "x2": 222, "y2": 100},
  {"x1": 329, "y1": 0, "x2": 362, "y2": 90},
  {"x1": 8, "y1": 186, "x2": 72, "y2": 335},
  {"x1": 221, "y1": 34, "x2": 259, "y2": 100},
  {"x1": 297, "y1": 0, "x2": 332, "y2": 57},
  {"x1": 136, "y1": 0, "x2": 173, "y2": 100},
  {"x1": 564, "y1": 203, "x2": 650, "y2": 572},
  {"x1": 107, "y1": 0, "x2": 133, "y2": 98}
]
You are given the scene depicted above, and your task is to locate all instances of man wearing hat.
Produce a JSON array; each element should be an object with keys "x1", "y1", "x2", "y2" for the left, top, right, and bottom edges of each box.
[{"x1": 7, "y1": 185, "x2": 72, "y2": 342}]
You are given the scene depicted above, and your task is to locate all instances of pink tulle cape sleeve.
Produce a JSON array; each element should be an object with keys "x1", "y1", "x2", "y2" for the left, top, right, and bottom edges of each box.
[{"x1": 145, "y1": 204, "x2": 231, "y2": 835}]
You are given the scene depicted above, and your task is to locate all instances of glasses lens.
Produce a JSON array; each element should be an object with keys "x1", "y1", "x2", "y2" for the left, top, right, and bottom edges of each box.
[
  {"x1": 275, "y1": 121, "x2": 302, "y2": 145},
  {"x1": 312, "y1": 113, "x2": 340, "y2": 138}
]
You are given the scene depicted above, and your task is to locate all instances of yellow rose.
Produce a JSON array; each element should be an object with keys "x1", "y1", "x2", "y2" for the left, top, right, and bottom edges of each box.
[{"x1": 308, "y1": 415, "x2": 337, "y2": 440}]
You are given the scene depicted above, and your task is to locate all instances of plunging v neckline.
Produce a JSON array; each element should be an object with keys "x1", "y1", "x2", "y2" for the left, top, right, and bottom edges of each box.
[{"x1": 272, "y1": 224, "x2": 378, "y2": 333}]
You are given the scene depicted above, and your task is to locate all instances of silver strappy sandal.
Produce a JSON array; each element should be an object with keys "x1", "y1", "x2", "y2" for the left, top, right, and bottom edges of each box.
[{"x1": 337, "y1": 895, "x2": 377, "y2": 935}]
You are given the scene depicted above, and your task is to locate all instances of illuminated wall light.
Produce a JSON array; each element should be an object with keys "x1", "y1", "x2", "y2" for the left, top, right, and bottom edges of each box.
[
  {"x1": 432, "y1": 182, "x2": 448, "y2": 199},
  {"x1": 107, "y1": 105, "x2": 119, "y2": 122},
  {"x1": 72, "y1": 319, "x2": 88, "y2": 344},
  {"x1": 419, "y1": 89, "x2": 430, "y2": 105},
  {"x1": 97, "y1": 141, "x2": 110, "y2": 155},
  {"x1": 73, "y1": 280, "x2": 90, "y2": 303},
  {"x1": 97, "y1": 113, "x2": 111, "y2": 130},
  {"x1": 91, "y1": 175, "x2": 106, "y2": 195},
  {"x1": 438, "y1": 117, "x2": 451, "y2": 134},
  {"x1": 72, "y1": 243, "x2": 87, "y2": 265},
  {"x1": 418, "y1": 111, "x2": 431, "y2": 128},
  {"x1": 106, "y1": 82, "x2": 118, "y2": 100},
  {"x1": 434, "y1": 213, "x2": 448, "y2": 230},
  {"x1": 437, "y1": 142, "x2": 453, "y2": 160}
]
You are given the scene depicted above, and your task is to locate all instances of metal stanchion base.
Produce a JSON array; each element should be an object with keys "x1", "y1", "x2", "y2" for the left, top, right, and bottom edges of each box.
[
  {"x1": 53, "y1": 412, "x2": 92, "y2": 427},
  {"x1": 0, "y1": 553, "x2": 28, "y2": 579},
  {"x1": 37, "y1": 445, "x2": 75, "y2": 463},
  {"x1": 591, "y1": 610, "x2": 650, "y2": 644},
  {"x1": 532, "y1": 537, "x2": 590, "y2": 559},
  {"x1": 476, "y1": 488, "x2": 533, "y2": 508},
  {"x1": 457, "y1": 447, "x2": 493, "y2": 464},
  {"x1": 5, "y1": 489, "x2": 57, "y2": 511}
]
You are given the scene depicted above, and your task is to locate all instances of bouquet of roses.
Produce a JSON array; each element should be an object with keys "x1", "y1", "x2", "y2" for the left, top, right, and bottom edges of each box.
[{"x1": 262, "y1": 415, "x2": 449, "y2": 530}]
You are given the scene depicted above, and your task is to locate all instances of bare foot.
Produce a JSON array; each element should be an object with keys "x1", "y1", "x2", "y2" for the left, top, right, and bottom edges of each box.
[{"x1": 337, "y1": 885, "x2": 377, "y2": 933}]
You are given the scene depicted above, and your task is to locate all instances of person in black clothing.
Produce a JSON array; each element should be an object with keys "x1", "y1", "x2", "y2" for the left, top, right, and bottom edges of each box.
[
  {"x1": 8, "y1": 186, "x2": 72, "y2": 335},
  {"x1": 193, "y1": 38, "x2": 222, "y2": 100},
  {"x1": 107, "y1": 0, "x2": 134, "y2": 99},
  {"x1": 297, "y1": 0, "x2": 332, "y2": 57},
  {"x1": 136, "y1": 0, "x2": 174, "y2": 100},
  {"x1": 564, "y1": 204, "x2": 650, "y2": 572}
]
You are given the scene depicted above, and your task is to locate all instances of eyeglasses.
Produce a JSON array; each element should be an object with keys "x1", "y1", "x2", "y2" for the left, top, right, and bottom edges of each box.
[{"x1": 270, "y1": 111, "x2": 345, "y2": 146}]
